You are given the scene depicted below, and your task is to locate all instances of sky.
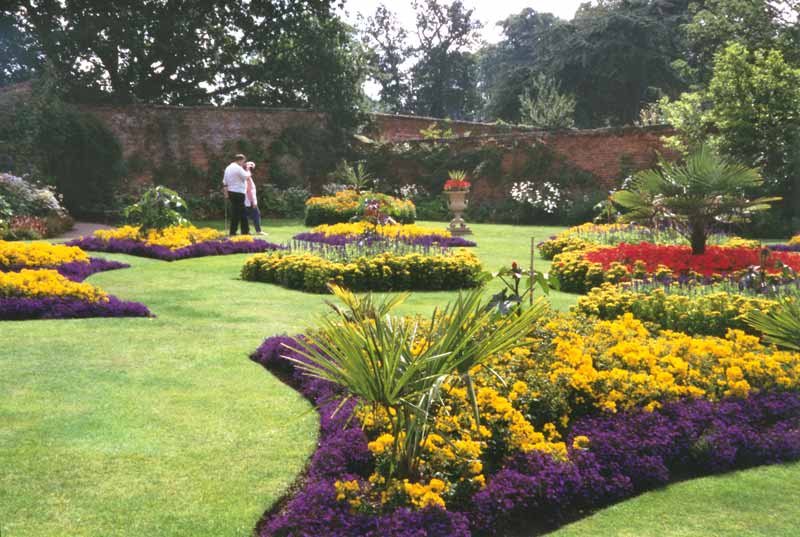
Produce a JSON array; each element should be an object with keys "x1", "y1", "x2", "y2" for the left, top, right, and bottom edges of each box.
[{"x1": 338, "y1": 1, "x2": 586, "y2": 43}]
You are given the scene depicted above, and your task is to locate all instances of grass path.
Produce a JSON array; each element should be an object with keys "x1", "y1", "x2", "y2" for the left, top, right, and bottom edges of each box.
[{"x1": 1, "y1": 220, "x2": 798, "y2": 536}]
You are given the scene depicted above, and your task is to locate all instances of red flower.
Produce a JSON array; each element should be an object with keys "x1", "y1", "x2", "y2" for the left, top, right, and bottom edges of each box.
[
  {"x1": 444, "y1": 179, "x2": 471, "y2": 191},
  {"x1": 583, "y1": 243, "x2": 800, "y2": 278}
]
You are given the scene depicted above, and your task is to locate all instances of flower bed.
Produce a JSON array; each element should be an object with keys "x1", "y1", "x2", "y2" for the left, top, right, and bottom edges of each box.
[
  {"x1": 551, "y1": 243, "x2": 800, "y2": 294},
  {"x1": 573, "y1": 282, "x2": 789, "y2": 337},
  {"x1": 250, "y1": 313, "x2": 800, "y2": 536},
  {"x1": 0, "y1": 240, "x2": 130, "y2": 282},
  {"x1": 304, "y1": 190, "x2": 416, "y2": 227},
  {"x1": 67, "y1": 225, "x2": 284, "y2": 261},
  {"x1": 538, "y1": 223, "x2": 733, "y2": 260},
  {"x1": 294, "y1": 222, "x2": 476, "y2": 248},
  {"x1": 241, "y1": 250, "x2": 483, "y2": 293},
  {"x1": 0, "y1": 268, "x2": 150, "y2": 320}
]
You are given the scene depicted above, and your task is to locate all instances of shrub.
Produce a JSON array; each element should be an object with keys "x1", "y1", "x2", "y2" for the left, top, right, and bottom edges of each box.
[
  {"x1": 241, "y1": 250, "x2": 484, "y2": 293},
  {"x1": 549, "y1": 249, "x2": 605, "y2": 293},
  {"x1": 258, "y1": 185, "x2": 310, "y2": 219},
  {"x1": 574, "y1": 283, "x2": 780, "y2": 337},
  {"x1": 304, "y1": 190, "x2": 416, "y2": 226},
  {"x1": 0, "y1": 172, "x2": 72, "y2": 238},
  {"x1": 124, "y1": 186, "x2": 189, "y2": 233}
]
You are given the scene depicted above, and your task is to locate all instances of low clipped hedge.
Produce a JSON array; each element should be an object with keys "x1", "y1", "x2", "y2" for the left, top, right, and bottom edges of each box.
[
  {"x1": 304, "y1": 190, "x2": 416, "y2": 226},
  {"x1": 241, "y1": 250, "x2": 483, "y2": 293}
]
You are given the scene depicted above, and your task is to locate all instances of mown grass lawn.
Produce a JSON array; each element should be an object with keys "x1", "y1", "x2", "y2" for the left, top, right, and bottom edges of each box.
[{"x1": 1, "y1": 219, "x2": 798, "y2": 536}]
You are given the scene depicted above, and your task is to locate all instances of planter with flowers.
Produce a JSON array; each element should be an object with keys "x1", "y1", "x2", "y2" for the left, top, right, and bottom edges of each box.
[{"x1": 443, "y1": 170, "x2": 472, "y2": 236}]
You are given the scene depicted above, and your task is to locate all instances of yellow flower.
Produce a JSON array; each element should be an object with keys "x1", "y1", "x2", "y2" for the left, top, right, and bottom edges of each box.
[{"x1": 572, "y1": 435, "x2": 591, "y2": 450}]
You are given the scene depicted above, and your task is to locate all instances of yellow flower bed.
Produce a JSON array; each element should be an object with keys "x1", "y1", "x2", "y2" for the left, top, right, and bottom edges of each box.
[
  {"x1": 574, "y1": 282, "x2": 779, "y2": 337},
  {"x1": 93, "y1": 225, "x2": 225, "y2": 250},
  {"x1": 512, "y1": 314, "x2": 800, "y2": 419},
  {"x1": 241, "y1": 249, "x2": 484, "y2": 293},
  {"x1": 349, "y1": 312, "x2": 800, "y2": 510},
  {"x1": 0, "y1": 269, "x2": 108, "y2": 302},
  {"x1": 0, "y1": 240, "x2": 89, "y2": 267},
  {"x1": 311, "y1": 222, "x2": 451, "y2": 240},
  {"x1": 789, "y1": 234, "x2": 800, "y2": 246}
]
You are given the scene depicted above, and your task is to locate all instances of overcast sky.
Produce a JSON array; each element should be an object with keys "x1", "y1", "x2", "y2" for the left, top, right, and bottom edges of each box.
[{"x1": 339, "y1": 1, "x2": 586, "y2": 43}]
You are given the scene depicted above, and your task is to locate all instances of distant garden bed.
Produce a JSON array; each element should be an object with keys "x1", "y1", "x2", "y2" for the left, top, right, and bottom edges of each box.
[
  {"x1": 241, "y1": 249, "x2": 483, "y2": 293},
  {"x1": 67, "y1": 225, "x2": 284, "y2": 261},
  {"x1": 293, "y1": 222, "x2": 476, "y2": 249},
  {"x1": 0, "y1": 241, "x2": 150, "y2": 320},
  {"x1": 304, "y1": 190, "x2": 416, "y2": 227}
]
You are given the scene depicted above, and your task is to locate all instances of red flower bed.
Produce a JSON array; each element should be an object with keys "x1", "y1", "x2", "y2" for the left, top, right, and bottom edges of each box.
[{"x1": 585, "y1": 243, "x2": 800, "y2": 277}]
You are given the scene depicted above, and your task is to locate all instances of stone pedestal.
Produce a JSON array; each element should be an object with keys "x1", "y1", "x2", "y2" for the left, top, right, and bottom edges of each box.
[{"x1": 445, "y1": 190, "x2": 472, "y2": 236}]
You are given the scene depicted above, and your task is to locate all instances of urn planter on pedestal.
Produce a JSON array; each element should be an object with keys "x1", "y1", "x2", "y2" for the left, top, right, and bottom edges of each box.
[{"x1": 445, "y1": 190, "x2": 472, "y2": 236}]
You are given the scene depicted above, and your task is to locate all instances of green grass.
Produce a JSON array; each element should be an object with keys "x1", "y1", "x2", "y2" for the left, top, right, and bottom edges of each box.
[{"x1": 1, "y1": 219, "x2": 798, "y2": 536}]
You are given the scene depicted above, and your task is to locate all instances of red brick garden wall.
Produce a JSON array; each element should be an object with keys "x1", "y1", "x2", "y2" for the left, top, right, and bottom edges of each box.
[{"x1": 78, "y1": 104, "x2": 672, "y2": 187}]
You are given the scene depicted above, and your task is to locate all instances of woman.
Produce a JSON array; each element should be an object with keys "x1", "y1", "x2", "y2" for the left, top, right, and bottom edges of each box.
[{"x1": 244, "y1": 161, "x2": 265, "y2": 235}]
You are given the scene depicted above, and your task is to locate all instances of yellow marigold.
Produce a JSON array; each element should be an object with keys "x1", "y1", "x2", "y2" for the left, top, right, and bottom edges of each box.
[
  {"x1": 0, "y1": 269, "x2": 108, "y2": 302},
  {"x1": 93, "y1": 225, "x2": 225, "y2": 250},
  {"x1": 368, "y1": 433, "x2": 394, "y2": 455},
  {"x1": 0, "y1": 241, "x2": 89, "y2": 268},
  {"x1": 572, "y1": 435, "x2": 591, "y2": 450}
]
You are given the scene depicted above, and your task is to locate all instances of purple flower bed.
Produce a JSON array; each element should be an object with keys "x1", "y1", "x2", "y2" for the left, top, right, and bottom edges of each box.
[
  {"x1": 294, "y1": 231, "x2": 476, "y2": 248},
  {"x1": 2, "y1": 258, "x2": 131, "y2": 282},
  {"x1": 2, "y1": 258, "x2": 152, "y2": 321},
  {"x1": 0, "y1": 295, "x2": 151, "y2": 320},
  {"x1": 251, "y1": 335, "x2": 800, "y2": 537},
  {"x1": 66, "y1": 236, "x2": 285, "y2": 261},
  {"x1": 769, "y1": 243, "x2": 800, "y2": 253}
]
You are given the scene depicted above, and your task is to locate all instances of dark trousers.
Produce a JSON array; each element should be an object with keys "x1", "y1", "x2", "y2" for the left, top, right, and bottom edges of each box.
[
  {"x1": 228, "y1": 192, "x2": 249, "y2": 235},
  {"x1": 247, "y1": 206, "x2": 262, "y2": 233}
]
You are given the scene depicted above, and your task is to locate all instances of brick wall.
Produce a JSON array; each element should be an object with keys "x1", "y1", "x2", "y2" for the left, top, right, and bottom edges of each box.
[
  {"x1": 367, "y1": 113, "x2": 528, "y2": 142},
  {"x1": 80, "y1": 105, "x2": 327, "y2": 174},
  {"x1": 76, "y1": 104, "x2": 671, "y2": 190}
]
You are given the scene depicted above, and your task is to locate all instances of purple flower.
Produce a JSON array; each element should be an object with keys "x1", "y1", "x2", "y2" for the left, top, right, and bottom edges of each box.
[
  {"x1": 66, "y1": 237, "x2": 285, "y2": 261},
  {"x1": 0, "y1": 296, "x2": 151, "y2": 320}
]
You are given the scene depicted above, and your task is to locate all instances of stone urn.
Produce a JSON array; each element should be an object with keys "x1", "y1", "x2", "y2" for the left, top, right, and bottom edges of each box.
[{"x1": 445, "y1": 190, "x2": 472, "y2": 235}]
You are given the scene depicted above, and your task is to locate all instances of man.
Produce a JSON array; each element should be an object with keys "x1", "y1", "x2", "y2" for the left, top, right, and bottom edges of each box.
[{"x1": 222, "y1": 154, "x2": 250, "y2": 235}]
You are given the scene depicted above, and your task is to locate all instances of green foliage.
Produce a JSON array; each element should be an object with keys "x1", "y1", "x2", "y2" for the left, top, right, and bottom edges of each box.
[
  {"x1": 407, "y1": 0, "x2": 484, "y2": 119},
  {"x1": 662, "y1": 43, "x2": 800, "y2": 228},
  {"x1": 124, "y1": 186, "x2": 189, "y2": 233},
  {"x1": 286, "y1": 284, "x2": 546, "y2": 479},
  {"x1": 335, "y1": 161, "x2": 374, "y2": 192},
  {"x1": 257, "y1": 185, "x2": 310, "y2": 219},
  {"x1": 0, "y1": 75, "x2": 123, "y2": 217},
  {"x1": 613, "y1": 145, "x2": 777, "y2": 254},
  {"x1": 746, "y1": 297, "x2": 800, "y2": 351},
  {"x1": 518, "y1": 74, "x2": 575, "y2": 129}
]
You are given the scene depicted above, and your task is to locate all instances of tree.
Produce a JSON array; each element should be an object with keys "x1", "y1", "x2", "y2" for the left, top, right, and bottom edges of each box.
[
  {"x1": 478, "y1": 9, "x2": 563, "y2": 122},
  {"x1": 613, "y1": 145, "x2": 778, "y2": 255},
  {"x1": 518, "y1": 74, "x2": 576, "y2": 129},
  {"x1": 360, "y1": 4, "x2": 412, "y2": 113},
  {"x1": 3, "y1": 0, "x2": 366, "y2": 122},
  {"x1": 680, "y1": 0, "x2": 800, "y2": 84},
  {"x1": 408, "y1": 0, "x2": 483, "y2": 119},
  {"x1": 662, "y1": 42, "x2": 800, "y2": 223}
]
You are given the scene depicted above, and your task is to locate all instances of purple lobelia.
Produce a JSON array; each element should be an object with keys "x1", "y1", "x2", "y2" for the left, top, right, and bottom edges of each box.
[{"x1": 251, "y1": 335, "x2": 800, "y2": 537}]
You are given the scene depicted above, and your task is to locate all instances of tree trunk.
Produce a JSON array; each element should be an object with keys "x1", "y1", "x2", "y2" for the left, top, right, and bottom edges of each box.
[{"x1": 690, "y1": 225, "x2": 706, "y2": 255}]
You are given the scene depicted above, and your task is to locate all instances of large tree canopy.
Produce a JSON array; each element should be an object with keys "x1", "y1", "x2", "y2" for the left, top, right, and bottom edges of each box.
[{"x1": 1, "y1": 0, "x2": 365, "y2": 120}]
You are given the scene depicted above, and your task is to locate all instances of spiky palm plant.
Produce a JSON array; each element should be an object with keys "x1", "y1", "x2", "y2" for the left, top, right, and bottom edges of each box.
[
  {"x1": 746, "y1": 297, "x2": 800, "y2": 351},
  {"x1": 613, "y1": 145, "x2": 779, "y2": 254},
  {"x1": 285, "y1": 284, "x2": 547, "y2": 480}
]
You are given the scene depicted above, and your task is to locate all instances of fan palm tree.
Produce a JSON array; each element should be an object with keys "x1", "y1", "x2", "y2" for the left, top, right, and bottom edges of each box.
[
  {"x1": 285, "y1": 284, "x2": 547, "y2": 480},
  {"x1": 612, "y1": 145, "x2": 780, "y2": 255},
  {"x1": 746, "y1": 298, "x2": 800, "y2": 351}
]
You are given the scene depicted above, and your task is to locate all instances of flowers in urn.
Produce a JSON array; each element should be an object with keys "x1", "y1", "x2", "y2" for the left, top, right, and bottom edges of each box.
[
  {"x1": 443, "y1": 170, "x2": 472, "y2": 235},
  {"x1": 443, "y1": 169, "x2": 471, "y2": 192}
]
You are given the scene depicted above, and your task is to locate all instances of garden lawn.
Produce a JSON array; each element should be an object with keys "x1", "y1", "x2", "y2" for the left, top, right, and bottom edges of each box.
[{"x1": 1, "y1": 219, "x2": 798, "y2": 537}]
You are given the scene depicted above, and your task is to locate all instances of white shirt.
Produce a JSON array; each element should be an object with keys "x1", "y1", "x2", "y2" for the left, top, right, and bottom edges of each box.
[
  {"x1": 222, "y1": 162, "x2": 249, "y2": 194},
  {"x1": 245, "y1": 177, "x2": 258, "y2": 208}
]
